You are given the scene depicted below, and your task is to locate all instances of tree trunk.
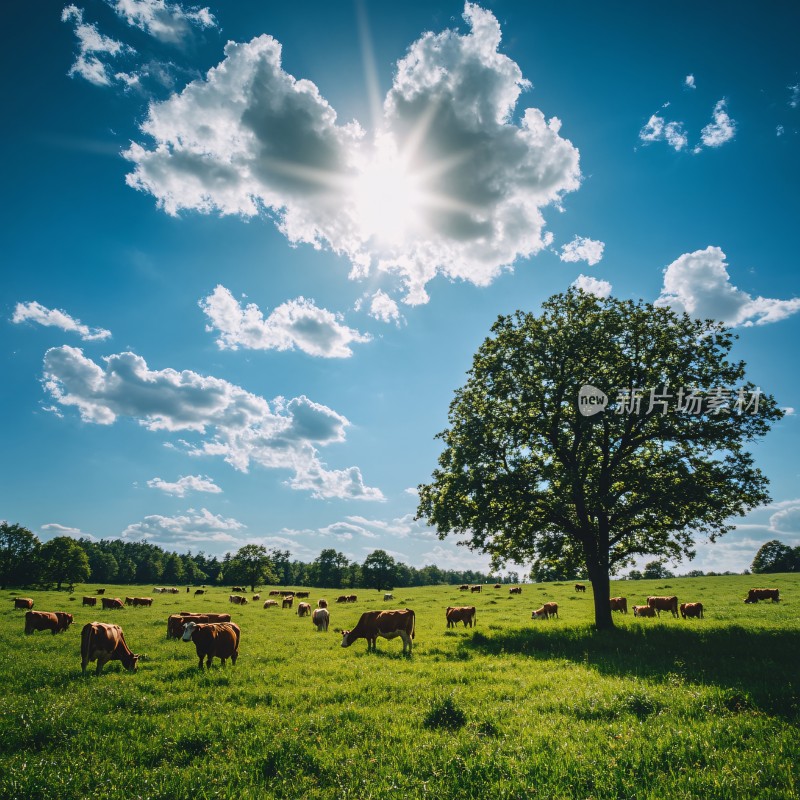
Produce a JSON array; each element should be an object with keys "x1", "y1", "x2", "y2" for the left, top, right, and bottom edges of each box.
[{"x1": 586, "y1": 559, "x2": 614, "y2": 630}]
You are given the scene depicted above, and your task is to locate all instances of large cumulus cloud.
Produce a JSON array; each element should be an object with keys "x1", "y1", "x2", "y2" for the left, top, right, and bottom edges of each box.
[{"x1": 124, "y1": 3, "x2": 581, "y2": 304}]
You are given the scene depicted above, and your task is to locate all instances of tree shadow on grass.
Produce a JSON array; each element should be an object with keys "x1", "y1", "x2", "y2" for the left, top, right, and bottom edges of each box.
[{"x1": 459, "y1": 624, "x2": 800, "y2": 720}]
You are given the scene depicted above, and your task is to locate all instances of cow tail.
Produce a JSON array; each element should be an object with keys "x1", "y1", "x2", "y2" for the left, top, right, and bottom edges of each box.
[{"x1": 410, "y1": 609, "x2": 416, "y2": 640}]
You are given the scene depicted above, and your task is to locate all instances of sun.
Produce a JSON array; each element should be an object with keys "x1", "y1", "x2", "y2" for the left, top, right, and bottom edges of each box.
[{"x1": 353, "y1": 142, "x2": 424, "y2": 246}]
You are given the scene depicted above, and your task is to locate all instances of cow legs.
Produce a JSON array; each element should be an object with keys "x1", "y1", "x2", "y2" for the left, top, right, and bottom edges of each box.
[{"x1": 399, "y1": 631, "x2": 412, "y2": 655}]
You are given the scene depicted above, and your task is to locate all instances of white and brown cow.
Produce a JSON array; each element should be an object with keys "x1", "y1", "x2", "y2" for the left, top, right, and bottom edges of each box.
[
  {"x1": 181, "y1": 621, "x2": 241, "y2": 669},
  {"x1": 263, "y1": 600, "x2": 278, "y2": 608},
  {"x1": 341, "y1": 609, "x2": 415, "y2": 655},
  {"x1": 312, "y1": 607, "x2": 330, "y2": 632},
  {"x1": 80, "y1": 622, "x2": 140, "y2": 676},
  {"x1": 531, "y1": 602, "x2": 559, "y2": 620},
  {"x1": 297, "y1": 602, "x2": 311, "y2": 617}
]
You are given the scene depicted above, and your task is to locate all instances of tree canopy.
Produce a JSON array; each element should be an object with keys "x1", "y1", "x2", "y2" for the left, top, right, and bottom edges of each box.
[
  {"x1": 751, "y1": 540, "x2": 799, "y2": 573},
  {"x1": 417, "y1": 289, "x2": 782, "y2": 629}
]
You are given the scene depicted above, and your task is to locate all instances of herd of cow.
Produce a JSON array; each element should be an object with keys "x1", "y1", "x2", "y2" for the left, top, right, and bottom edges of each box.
[{"x1": 10, "y1": 582, "x2": 782, "y2": 674}]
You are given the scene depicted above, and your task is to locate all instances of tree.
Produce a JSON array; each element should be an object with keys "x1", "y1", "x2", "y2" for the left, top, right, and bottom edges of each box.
[
  {"x1": 231, "y1": 545, "x2": 278, "y2": 592},
  {"x1": 417, "y1": 290, "x2": 782, "y2": 630},
  {"x1": 361, "y1": 550, "x2": 398, "y2": 590},
  {"x1": 311, "y1": 549, "x2": 350, "y2": 588},
  {"x1": 751, "y1": 540, "x2": 798, "y2": 573},
  {"x1": 39, "y1": 537, "x2": 90, "y2": 590},
  {"x1": 0, "y1": 522, "x2": 40, "y2": 589},
  {"x1": 642, "y1": 560, "x2": 674, "y2": 580}
]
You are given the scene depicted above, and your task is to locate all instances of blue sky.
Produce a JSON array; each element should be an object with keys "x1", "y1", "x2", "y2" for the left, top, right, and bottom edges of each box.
[{"x1": 3, "y1": 0, "x2": 799, "y2": 575}]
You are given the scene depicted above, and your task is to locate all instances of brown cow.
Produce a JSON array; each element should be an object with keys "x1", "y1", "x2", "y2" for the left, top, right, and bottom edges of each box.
[
  {"x1": 341, "y1": 609, "x2": 415, "y2": 655},
  {"x1": 647, "y1": 596, "x2": 679, "y2": 618},
  {"x1": 531, "y1": 602, "x2": 559, "y2": 620},
  {"x1": 229, "y1": 595, "x2": 248, "y2": 605},
  {"x1": 312, "y1": 607, "x2": 330, "y2": 631},
  {"x1": 346, "y1": 595, "x2": 358, "y2": 603},
  {"x1": 575, "y1": 583, "x2": 586, "y2": 592},
  {"x1": 633, "y1": 605, "x2": 656, "y2": 617},
  {"x1": 82, "y1": 596, "x2": 97, "y2": 607},
  {"x1": 336, "y1": 595, "x2": 348, "y2": 603},
  {"x1": 194, "y1": 589, "x2": 205, "y2": 596},
  {"x1": 95, "y1": 589, "x2": 105, "y2": 595},
  {"x1": 25, "y1": 611, "x2": 73, "y2": 635},
  {"x1": 470, "y1": 585, "x2": 482, "y2": 593},
  {"x1": 744, "y1": 588, "x2": 780, "y2": 603},
  {"x1": 494, "y1": 584, "x2": 502, "y2": 589},
  {"x1": 295, "y1": 591, "x2": 310, "y2": 599},
  {"x1": 252, "y1": 594, "x2": 260, "y2": 601},
  {"x1": 101, "y1": 597, "x2": 124, "y2": 610},
  {"x1": 282, "y1": 596, "x2": 294, "y2": 609},
  {"x1": 263, "y1": 600, "x2": 278, "y2": 608},
  {"x1": 14, "y1": 598, "x2": 34, "y2": 610},
  {"x1": 167, "y1": 613, "x2": 231, "y2": 638},
  {"x1": 446, "y1": 606, "x2": 477, "y2": 628},
  {"x1": 509, "y1": 587, "x2": 522, "y2": 595},
  {"x1": 610, "y1": 597, "x2": 628, "y2": 614},
  {"x1": 297, "y1": 602, "x2": 312, "y2": 617},
  {"x1": 680, "y1": 602, "x2": 704, "y2": 619},
  {"x1": 80, "y1": 622, "x2": 139, "y2": 675},
  {"x1": 269, "y1": 590, "x2": 281, "y2": 596},
  {"x1": 317, "y1": 599, "x2": 328, "y2": 609},
  {"x1": 125, "y1": 596, "x2": 135, "y2": 606},
  {"x1": 132, "y1": 597, "x2": 153, "y2": 607},
  {"x1": 181, "y1": 621, "x2": 240, "y2": 669}
]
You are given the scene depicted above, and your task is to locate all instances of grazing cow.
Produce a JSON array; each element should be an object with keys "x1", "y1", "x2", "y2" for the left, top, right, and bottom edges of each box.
[
  {"x1": 25, "y1": 611, "x2": 74, "y2": 635},
  {"x1": 384, "y1": 593, "x2": 394, "y2": 601},
  {"x1": 297, "y1": 602, "x2": 312, "y2": 617},
  {"x1": 295, "y1": 591, "x2": 310, "y2": 599},
  {"x1": 154, "y1": 588, "x2": 164, "y2": 594},
  {"x1": 263, "y1": 600, "x2": 278, "y2": 608},
  {"x1": 446, "y1": 606, "x2": 477, "y2": 628},
  {"x1": 575, "y1": 583, "x2": 586, "y2": 593},
  {"x1": 459, "y1": 584, "x2": 469, "y2": 591},
  {"x1": 647, "y1": 596, "x2": 679, "y2": 618},
  {"x1": 195, "y1": 589, "x2": 205, "y2": 596},
  {"x1": 744, "y1": 588, "x2": 780, "y2": 603},
  {"x1": 531, "y1": 606, "x2": 549, "y2": 620},
  {"x1": 96, "y1": 589, "x2": 105, "y2": 595},
  {"x1": 312, "y1": 607, "x2": 330, "y2": 631},
  {"x1": 280, "y1": 590, "x2": 294, "y2": 597},
  {"x1": 341, "y1": 609, "x2": 416, "y2": 655},
  {"x1": 609, "y1": 597, "x2": 628, "y2": 614},
  {"x1": 282, "y1": 596, "x2": 294, "y2": 609},
  {"x1": 337, "y1": 595, "x2": 348, "y2": 603},
  {"x1": 470, "y1": 585, "x2": 482, "y2": 593},
  {"x1": 101, "y1": 597, "x2": 124, "y2": 610},
  {"x1": 633, "y1": 605, "x2": 657, "y2": 617},
  {"x1": 80, "y1": 622, "x2": 139, "y2": 676},
  {"x1": 132, "y1": 597, "x2": 153, "y2": 607},
  {"x1": 253, "y1": 594, "x2": 260, "y2": 601},
  {"x1": 269, "y1": 590, "x2": 281, "y2": 596},
  {"x1": 82, "y1": 596, "x2": 97, "y2": 607},
  {"x1": 125, "y1": 597, "x2": 135, "y2": 606},
  {"x1": 346, "y1": 595, "x2": 358, "y2": 603},
  {"x1": 229, "y1": 595, "x2": 248, "y2": 605},
  {"x1": 531, "y1": 602, "x2": 559, "y2": 620},
  {"x1": 494, "y1": 584, "x2": 502, "y2": 589},
  {"x1": 318, "y1": 599, "x2": 328, "y2": 609},
  {"x1": 680, "y1": 602, "x2": 704, "y2": 619},
  {"x1": 509, "y1": 587, "x2": 522, "y2": 595},
  {"x1": 181, "y1": 621, "x2": 240, "y2": 669},
  {"x1": 14, "y1": 598, "x2": 34, "y2": 610}
]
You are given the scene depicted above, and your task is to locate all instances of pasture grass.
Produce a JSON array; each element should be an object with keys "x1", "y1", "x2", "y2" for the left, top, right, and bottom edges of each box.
[{"x1": 1, "y1": 575, "x2": 798, "y2": 799}]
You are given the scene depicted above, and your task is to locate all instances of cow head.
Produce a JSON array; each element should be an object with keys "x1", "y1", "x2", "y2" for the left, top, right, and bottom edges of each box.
[
  {"x1": 123, "y1": 653, "x2": 140, "y2": 672},
  {"x1": 181, "y1": 621, "x2": 199, "y2": 641},
  {"x1": 341, "y1": 630, "x2": 353, "y2": 647}
]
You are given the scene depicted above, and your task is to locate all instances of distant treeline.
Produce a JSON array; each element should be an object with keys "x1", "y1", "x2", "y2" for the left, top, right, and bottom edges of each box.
[{"x1": 0, "y1": 521, "x2": 517, "y2": 590}]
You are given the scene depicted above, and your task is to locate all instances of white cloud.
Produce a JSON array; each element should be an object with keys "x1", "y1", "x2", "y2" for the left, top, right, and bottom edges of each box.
[
  {"x1": 124, "y1": 3, "x2": 581, "y2": 306},
  {"x1": 41, "y1": 523, "x2": 96, "y2": 541},
  {"x1": 367, "y1": 290, "x2": 403, "y2": 325},
  {"x1": 698, "y1": 99, "x2": 736, "y2": 149},
  {"x1": 777, "y1": 125, "x2": 785, "y2": 137},
  {"x1": 769, "y1": 502, "x2": 800, "y2": 533},
  {"x1": 200, "y1": 285, "x2": 370, "y2": 357},
  {"x1": 559, "y1": 236, "x2": 605, "y2": 266},
  {"x1": 121, "y1": 507, "x2": 244, "y2": 547},
  {"x1": 106, "y1": 0, "x2": 216, "y2": 44},
  {"x1": 685, "y1": 74, "x2": 696, "y2": 90},
  {"x1": 655, "y1": 246, "x2": 800, "y2": 327},
  {"x1": 62, "y1": 5, "x2": 133, "y2": 87},
  {"x1": 147, "y1": 474, "x2": 222, "y2": 496},
  {"x1": 639, "y1": 114, "x2": 688, "y2": 151},
  {"x1": 571, "y1": 274, "x2": 612, "y2": 298},
  {"x1": 789, "y1": 84, "x2": 799, "y2": 109},
  {"x1": 420, "y1": 544, "x2": 492, "y2": 572},
  {"x1": 12, "y1": 300, "x2": 111, "y2": 341},
  {"x1": 781, "y1": 407, "x2": 795, "y2": 416},
  {"x1": 42, "y1": 346, "x2": 383, "y2": 500}
]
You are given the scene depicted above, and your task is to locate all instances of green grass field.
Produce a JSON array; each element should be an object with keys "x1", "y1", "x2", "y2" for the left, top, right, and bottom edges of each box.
[{"x1": 1, "y1": 575, "x2": 798, "y2": 800}]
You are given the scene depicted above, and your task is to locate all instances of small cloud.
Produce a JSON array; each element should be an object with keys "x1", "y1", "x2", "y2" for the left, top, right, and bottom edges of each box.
[
  {"x1": 639, "y1": 114, "x2": 688, "y2": 151},
  {"x1": 777, "y1": 125, "x2": 785, "y2": 137},
  {"x1": 685, "y1": 74, "x2": 696, "y2": 90},
  {"x1": 105, "y1": 0, "x2": 217, "y2": 44},
  {"x1": 789, "y1": 83, "x2": 800, "y2": 109},
  {"x1": 367, "y1": 290, "x2": 403, "y2": 325},
  {"x1": 200, "y1": 286, "x2": 371, "y2": 358},
  {"x1": 697, "y1": 98, "x2": 736, "y2": 150},
  {"x1": 12, "y1": 301, "x2": 111, "y2": 341},
  {"x1": 782, "y1": 407, "x2": 796, "y2": 416},
  {"x1": 571, "y1": 274, "x2": 612, "y2": 298},
  {"x1": 41, "y1": 523, "x2": 96, "y2": 541},
  {"x1": 559, "y1": 236, "x2": 605, "y2": 266},
  {"x1": 404, "y1": 487, "x2": 419, "y2": 496},
  {"x1": 147, "y1": 474, "x2": 223, "y2": 497}
]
